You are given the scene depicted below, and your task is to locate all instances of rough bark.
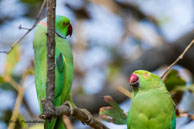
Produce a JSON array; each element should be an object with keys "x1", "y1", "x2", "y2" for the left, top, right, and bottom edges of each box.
[
  {"x1": 55, "y1": 104, "x2": 109, "y2": 129},
  {"x1": 42, "y1": 0, "x2": 56, "y2": 120}
]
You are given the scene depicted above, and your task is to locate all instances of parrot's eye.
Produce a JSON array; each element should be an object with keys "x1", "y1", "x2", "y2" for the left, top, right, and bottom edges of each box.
[
  {"x1": 62, "y1": 22, "x2": 66, "y2": 26},
  {"x1": 143, "y1": 73, "x2": 150, "y2": 79}
]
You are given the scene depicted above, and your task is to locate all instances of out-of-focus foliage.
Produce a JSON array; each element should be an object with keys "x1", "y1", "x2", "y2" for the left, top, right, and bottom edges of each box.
[
  {"x1": 164, "y1": 69, "x2": 186, "y2": 92},
  {"x1": 0, "y1": 76, "x2": 5, "y2": 83},
  {"x1": 164, "y1": 69, "x2": 186, "y2": 104},
  {"x1": 99, "y1": 96, "x2": 126, "y2": 125},
  {"x1": 4, "y1": 45, "x2": 20, "y2": 75},
  {"x1": 0, "y1": 110, "x2": 27, "y2": 129},
  {"x1": 15, "y1": 113, "x2": 28, "y2": 129},
  {"x1": 0, "y1": 76, "x2": 22, "y2": 90},
  {"x1": 0, "y1": 44, "x2": 23, "y2": 129}
]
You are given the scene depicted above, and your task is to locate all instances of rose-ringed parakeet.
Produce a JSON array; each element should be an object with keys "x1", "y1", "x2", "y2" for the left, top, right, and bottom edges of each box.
[
  {"x1": 33, "y1": 15, "x2": 73, "y2": 129},
  {"x1": 127, "y1": 70, "x2": 176, "y2": 129}
]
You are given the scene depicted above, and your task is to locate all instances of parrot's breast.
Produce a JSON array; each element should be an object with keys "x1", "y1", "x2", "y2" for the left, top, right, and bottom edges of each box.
[{"x1": 127, "y1": 88, "x2": 174, "y2": 129}]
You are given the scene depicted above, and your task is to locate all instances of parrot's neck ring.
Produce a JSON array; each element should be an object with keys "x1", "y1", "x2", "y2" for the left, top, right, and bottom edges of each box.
[{"x1": 56, "y1": 32, "x2": 66, "y2": 39}]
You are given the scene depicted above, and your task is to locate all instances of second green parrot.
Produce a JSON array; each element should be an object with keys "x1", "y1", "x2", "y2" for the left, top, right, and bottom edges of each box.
[
  {"x1": 33, "y1": 15, "x2": 73, "y2": 129},
  {"x1": 127, "y1": 70, "x2": 176, "y2": 129}
]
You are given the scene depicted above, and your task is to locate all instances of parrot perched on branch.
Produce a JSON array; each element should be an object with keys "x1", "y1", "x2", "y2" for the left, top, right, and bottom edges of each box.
[
  {"x1": 33, "y1": 15, "x2": 73, "y2": 129},
  {"x1": 127, "y1": 70, "x2": 176, "y2": 129}
]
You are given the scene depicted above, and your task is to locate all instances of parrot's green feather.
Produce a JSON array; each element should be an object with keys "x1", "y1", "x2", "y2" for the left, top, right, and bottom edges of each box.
[
  {"x1": 33, "y1": 15, "x2": 74, "y2": 129},
  {"x1": 171, "y1": 111, "x2": 176, "y2": 129},
  {"x1": 56, "y1": 53, "x2": 65, "y2": 73},
  {"x1": 127, "y1": 70, "x2": 176, "y2": 129},
  {"x1": 54, "y1": 117, "x2": 66, "y2": 129}
]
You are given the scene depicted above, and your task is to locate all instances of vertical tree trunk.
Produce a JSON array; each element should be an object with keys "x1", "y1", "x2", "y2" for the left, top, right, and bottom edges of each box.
[{"x1": 42, "y1": 0, "x2": 56, "y2": 123}]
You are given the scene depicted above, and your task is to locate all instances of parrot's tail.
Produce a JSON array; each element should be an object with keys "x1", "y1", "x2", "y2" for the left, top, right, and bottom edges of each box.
[
  {"x1": 54, "y1": 117, "x2": 66, "y2": 129},
  {"x1": 45, "y1": 117, "x2": 65, "y2": 129}
]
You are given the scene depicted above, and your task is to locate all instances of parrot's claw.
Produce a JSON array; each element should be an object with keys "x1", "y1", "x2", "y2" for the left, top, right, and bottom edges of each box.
[
  {"x1": 64, "y1": 101, "x2": 73, "y2": 116},
  {"x1": 80, "y1": 109, "x2": 93, "y2": 124}
]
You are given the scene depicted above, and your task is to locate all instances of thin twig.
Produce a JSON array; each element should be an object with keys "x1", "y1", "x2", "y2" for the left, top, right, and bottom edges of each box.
[
  {"x1": 18, "y1": 25, "x2": 31, "y2": 30},
  {"x1": 0, "y1": 0, "x2": 47, "y2": 54},
  {"x1": 8, "y1": 72, "x2": 27, "y2": 129},
  {"x1": 63, "y1": 116, "x2": 74, "y2": 129},
  {"x1": 4, "y1": 75, "x2": 20, "y2": 92},
  {"x1": 117, "y1": 87, "x2": 133, "y2": 99},
  {"x1": 161, "y1": 39, "x2": 194, "y2": 80}
]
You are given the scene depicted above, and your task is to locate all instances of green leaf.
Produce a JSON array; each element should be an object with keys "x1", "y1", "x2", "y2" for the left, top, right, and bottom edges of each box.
[
  {"x1": 0, "y1": 76, "x2": 5, "y2": 83},
  {"x1": 0, "y1": 75, "x2": 22, "y2": 90},
  {"x1": 4, "y1": 45, "x2": 20, "y2": 75},
  {"x1": 163, "y1": 69, "x2": 187, "y2": 104},
  {"x1": 17, "y1": 113, "x2": 28, "y2": 129},
  {"x1": 164, "y1": 69, "x2": 186, "y2": 91},
  {"x1": 99, "y1": 96, "x2": 127, "y2": 125}
]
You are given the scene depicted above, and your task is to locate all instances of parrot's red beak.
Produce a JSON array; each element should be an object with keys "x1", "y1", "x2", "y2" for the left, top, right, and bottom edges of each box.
[
  {"x1": 129, "y1": 74, "x2": 139, "y2": 87},
  {"x1": 68, "y1": 24, "x2": 72, "y2": 37}
]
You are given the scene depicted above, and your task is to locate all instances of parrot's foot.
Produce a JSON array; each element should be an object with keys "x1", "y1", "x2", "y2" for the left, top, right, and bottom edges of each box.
[
  {"x1": 80, "y1": 109, "x2": 93, "y2": 124},
  {"x1": 64, "y1": 101, "x2": 73, "y2": 116}
]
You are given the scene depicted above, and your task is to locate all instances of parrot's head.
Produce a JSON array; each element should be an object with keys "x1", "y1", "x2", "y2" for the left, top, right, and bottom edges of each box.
[
  {"x1": 128, "y1": 70, "x2": 163, "y2": 92},
  {"x1": 55, "y1": 15, "x2": 72, "y2": 39},
  {"x1": 38, "y1": 15, "x2": 72, "y2": 39}
]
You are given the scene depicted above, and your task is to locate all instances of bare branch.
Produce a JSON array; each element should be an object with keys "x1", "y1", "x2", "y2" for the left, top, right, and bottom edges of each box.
[
  {"x1": 18, "y1": 25, "x2": 31, "y2": 31},
  {"x1": 40, "y1": 103, "x2": 109, "y2": 129},
  {"x1": 63, "y1": 116, "x2": 74, "y2": 129},
  {"x1": 0, "y1": 0, "x2": 47, "y2": 54},
  {"x1": 117, "y1": 87, "x2": 133, "y2": 99},
  {"x1": 161, "y1": 39, "x2": 194, "y2": 79},
  {"x1": 4, "y1": 75, "x2": 20, "y2": 92}
]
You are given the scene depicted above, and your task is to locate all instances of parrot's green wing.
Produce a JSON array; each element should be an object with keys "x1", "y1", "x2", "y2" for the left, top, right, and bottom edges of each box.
[
  {"x1": 45, "y1": 51, "x2": 67, "y2": 129},
  {"x1": 56, "y1": 53, "x2": 65, "y2": 73}
]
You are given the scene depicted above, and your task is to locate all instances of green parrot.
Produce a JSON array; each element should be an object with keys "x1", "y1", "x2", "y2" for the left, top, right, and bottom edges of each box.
[
  {"x1": 33, "y1": 15, "x2": 73, "y2": 129},
  {"x1": 127, "y1": 70, "x2": 176, "y2": 129}
]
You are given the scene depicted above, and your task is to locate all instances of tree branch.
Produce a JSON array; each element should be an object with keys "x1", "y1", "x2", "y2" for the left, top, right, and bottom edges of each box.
[
  {"x1": 161, "y1": 39, "x2": 194, "y2": 79},
  {"x1": 40, "y1": 103, "x2": 109, "y2": 129},
  {"x1": 0, "y1": 0, "x2": 47, "y2": 54},
  {"x1": 40, "y1": 0, "x2": 56, "y2": 120}
]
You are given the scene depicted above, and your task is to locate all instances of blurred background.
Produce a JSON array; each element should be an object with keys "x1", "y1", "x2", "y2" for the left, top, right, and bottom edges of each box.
[{"x1": 0, "y1": 0, "x2": 194, "y2": 129}]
